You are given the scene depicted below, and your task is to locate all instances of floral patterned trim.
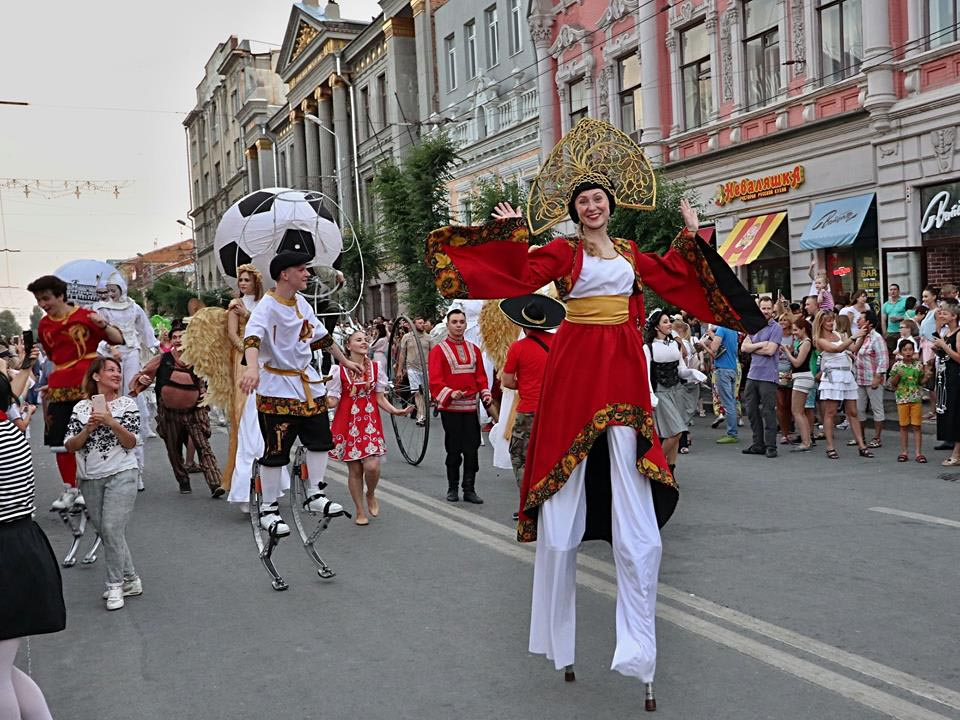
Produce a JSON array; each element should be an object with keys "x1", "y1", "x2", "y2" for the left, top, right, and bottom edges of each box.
[
  {"x1": 243, "y1": 336, "x2": 261, "y2": 350},
  {"x1": 311, "y1": 334, "x2": 334, "y2": 351},
  {"x1": 256, "y1": 394, "x2": 323, "y2": 417},
  {"x1": 670, "y1": 229, "x2": 743, "y2": 331},
  {"x1": 425, "y1": 217, "x2": 529, "y2": 299},
  {"x1": 47, "y1": 386, "x2": 85, "y2": 403},
  {"x1": 552, "y1": 238, "x2": 579, "y2": 299},
  {"x1": 517, "y1": 402, "x2": 678, "y2": 542}
]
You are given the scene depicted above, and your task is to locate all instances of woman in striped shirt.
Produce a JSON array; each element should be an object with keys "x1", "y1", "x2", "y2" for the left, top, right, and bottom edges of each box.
[{"x1": 0, "y1": 355, "x2": 64, "y2": 720}]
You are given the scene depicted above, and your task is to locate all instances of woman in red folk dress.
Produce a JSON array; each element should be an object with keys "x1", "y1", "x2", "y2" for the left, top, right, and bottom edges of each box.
[
  {"x1": 327, "y1": 329, "x2": 413, "y2": 525},
  {"x1": 425, "y1": 119, "x2": 765, "y2": 709}
]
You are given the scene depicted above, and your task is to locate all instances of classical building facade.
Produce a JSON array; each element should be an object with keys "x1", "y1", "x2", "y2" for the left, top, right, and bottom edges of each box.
[
  {"x1": 184, "y1": 37, "x2": 285, "y2": 291},
  {"x1": 532, "y1": 0, "x2": 960, "y2": 300},
  {"x1": 432, "y1": 0, "x2": 542, "y2": 218}
]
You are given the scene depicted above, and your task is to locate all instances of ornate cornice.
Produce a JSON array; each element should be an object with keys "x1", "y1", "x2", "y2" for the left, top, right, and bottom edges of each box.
[
  {"x1": 291, "y1": 21, "x2": 320, "y2": 62},
  {"x1": 255, "y1": 138, "x2": 273, "y2": 150},
  {"x1": 383, "y1": 16, "x2": 415, "y2": 40},
  {"x1": 549, "y1": 24, "x2": 587, "y2": 58}
]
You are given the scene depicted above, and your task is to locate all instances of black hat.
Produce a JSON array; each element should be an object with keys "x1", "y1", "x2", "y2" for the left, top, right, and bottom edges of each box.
[
  {"x1": 499, "y1": 294, "x2": 565, "y2": 330},
  {"x1": 567, "y1": 180, "x2": 617, "y2": 224},
  {"x1": 170, "y1": 319, "x2": 187, "y2": 334},
  {"x1": 269, "y1": 251, "x2": 312, "y2": 281}
]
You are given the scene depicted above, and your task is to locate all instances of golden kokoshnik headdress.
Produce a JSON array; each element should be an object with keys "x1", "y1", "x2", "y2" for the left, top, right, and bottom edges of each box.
[{"x1": 526, "y1": 118, "x2": 657, "y2": 236}]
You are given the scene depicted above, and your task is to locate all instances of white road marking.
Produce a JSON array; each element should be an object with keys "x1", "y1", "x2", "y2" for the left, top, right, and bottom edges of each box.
[
  {"x1": 325, "y1": 467, "x2": 959, "y2": 718},
  {"x1": 869, "y1": 507, "x2": 960, "y2": 529}
]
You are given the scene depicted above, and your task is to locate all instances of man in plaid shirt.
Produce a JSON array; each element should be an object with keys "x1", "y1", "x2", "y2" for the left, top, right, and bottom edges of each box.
[{"x1": 854, "y1": 310, "x2": 889, "y2": 448}]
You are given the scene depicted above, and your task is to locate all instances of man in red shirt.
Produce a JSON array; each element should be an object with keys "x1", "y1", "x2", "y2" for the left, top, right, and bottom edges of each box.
[
  {"x1": 28, "y1": 274, "x2": 124, "y2": 509},
  {"x1": 428, "y1": 308, "x2": 492, "y2": 503},
  {"x1": 499, "y1": 295, "x2": 565, "y2": 519}
]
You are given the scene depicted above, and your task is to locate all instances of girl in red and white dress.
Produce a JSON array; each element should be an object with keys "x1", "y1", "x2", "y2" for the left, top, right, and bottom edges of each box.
[{"x1": 327, "y1": 329, "x2": 413, "y2": 525}]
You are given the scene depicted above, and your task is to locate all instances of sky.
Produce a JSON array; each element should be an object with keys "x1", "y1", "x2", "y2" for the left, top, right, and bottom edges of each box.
[{"x1": 0, "y1": 0, "x2": 380, "y2": 325}]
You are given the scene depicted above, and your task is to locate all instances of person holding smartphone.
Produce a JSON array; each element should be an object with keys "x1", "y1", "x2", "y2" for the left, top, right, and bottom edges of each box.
[{"x1": 64, "y1": 355, "x2": 142, "y2": 611}]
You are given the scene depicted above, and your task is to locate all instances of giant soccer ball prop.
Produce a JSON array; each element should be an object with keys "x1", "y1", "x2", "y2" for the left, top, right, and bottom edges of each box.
[{"x1": 214, "y1": 188, "x2": 343, "y2": 288}]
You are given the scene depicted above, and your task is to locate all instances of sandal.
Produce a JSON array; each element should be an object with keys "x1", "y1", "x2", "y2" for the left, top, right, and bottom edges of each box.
[
  {"x1": 858, "y1": 448, "x2": 874, "y2": 458},
  {"x1": 897, "y1": 453, "x2": 908, "y2": 462},
  {"x1": 846, "y1": 439, "x2": 858, "y2": 446},
  {"x1": 915, "y1": 454, "x2": 928, "y2": 464},
  {"x1": 813, "y1": 432, "x2": 826, "y2": 441},
  {"x1": 941, "y1": 457, "x2": 960, "y2": 467},
  {"x1": 867, "y1": 438, "x2": 883, "y2": 449},
  {"x1": 825, "y1": 449, "x2": 839, "y2": 459}
]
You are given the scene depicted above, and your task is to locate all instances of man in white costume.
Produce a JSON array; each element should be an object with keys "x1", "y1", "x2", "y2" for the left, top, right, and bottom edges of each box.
[
  {"x1": 239, "y1": 252, "x2": 360, "y2": 535},
  {"x1": 93, "y1": 273, "x2": 159, "y2": 490}
]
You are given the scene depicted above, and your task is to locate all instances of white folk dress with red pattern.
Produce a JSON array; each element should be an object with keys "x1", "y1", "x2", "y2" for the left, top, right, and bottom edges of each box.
[{"x1": 328, "y1": 361, "x2": 388, "y2": 462}]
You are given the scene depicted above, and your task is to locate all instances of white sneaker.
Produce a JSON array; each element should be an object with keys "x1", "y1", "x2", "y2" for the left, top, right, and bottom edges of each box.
[
  {"x1": 240, "y1": 502, "x2": 250, "y2": 515},
  {"x1": 105, "y1": 583, "x2": 124, "y2": 610},
  {"x1": 305, "y1": 494, "x2": 344, "y2": 516},
  {"x1": 259, "y1": 505, "x2": 290, "y2": 536},
  {"x1": 836, "y1": 421, "x2": 849, "y2": 430},
  {"x1": 137, "y1": 475, "x2": 145, "y2": 492},
  {"x1": 102, "y1": 577, "x2": 142, "y2": 599},
  {"x1": 51, "y1": 487, "x2": 79, "y2": 511},
  {"x1": 146, "y1": 429, "x2": 157, "y2": 438}
]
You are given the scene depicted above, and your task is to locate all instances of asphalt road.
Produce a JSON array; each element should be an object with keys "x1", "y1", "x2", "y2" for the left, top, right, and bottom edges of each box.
[{"x1": 19, "y1": 411, "x2": 960, "y2": 720}]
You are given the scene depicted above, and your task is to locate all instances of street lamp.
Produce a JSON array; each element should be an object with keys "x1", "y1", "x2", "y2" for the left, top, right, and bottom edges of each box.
[{"x1": 177, "y1": 218, "x2": 199, "y2": 291}]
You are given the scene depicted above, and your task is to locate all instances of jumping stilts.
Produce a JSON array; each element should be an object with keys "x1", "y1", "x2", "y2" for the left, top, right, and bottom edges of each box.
[
  {"x1": 644, "y1": 682, "x2": 656, "y2": 712},
  {"x1": 249, "y1": 461, "x2": 288, "y2": 591},
  {"x1": 289, "y1": 446, "x2": 347, "y2": 579},
  {"x1": 53, "y1": 500, "x2": 101, "y2": 568},
  {"x1": 563, "y1": 665, "x2": 576, "y2": 682}
]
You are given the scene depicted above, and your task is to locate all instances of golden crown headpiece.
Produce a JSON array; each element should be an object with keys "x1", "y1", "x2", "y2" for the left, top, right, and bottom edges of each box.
[{"x1": 526, "y1": 118, "x2": 656, "y2": 236}]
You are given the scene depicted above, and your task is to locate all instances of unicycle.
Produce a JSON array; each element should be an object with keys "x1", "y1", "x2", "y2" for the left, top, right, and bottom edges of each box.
[{"x1": 386, "y1": 316, "x2": 431, "y2": 465}]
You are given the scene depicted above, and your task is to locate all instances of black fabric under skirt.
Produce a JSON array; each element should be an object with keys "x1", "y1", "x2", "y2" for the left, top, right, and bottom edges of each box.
[{"x1": 0, "y1": 516, "x2": 66, "y2": 641}]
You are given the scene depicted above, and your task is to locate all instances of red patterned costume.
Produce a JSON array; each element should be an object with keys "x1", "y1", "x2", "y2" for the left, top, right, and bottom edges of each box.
[
  {"x1": 427, "y1": 217, "x2": 762, "y2": 542},
  {"x1": 39, "y1": 307, "x2": 110, "y2": 406},
  {"x1": 428, "y1": 338, "x2": 492, "y2": 412}
]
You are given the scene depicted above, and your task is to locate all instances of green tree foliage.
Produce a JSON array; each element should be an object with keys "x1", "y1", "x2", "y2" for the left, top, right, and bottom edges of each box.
[
  {"x1": 29, "y1": 306, "x2": 43, "y2": 334},
  {"x1": 607, "y1": 171, "x2": 702, "y2": 313},
  {"x1": 127, "y1": 288, "x2": 146, "y2": 309},
  {"x1": 199, "y1": 287, "x2": 234, "y2": 309},
  {"x1": 0, "y1": 310, "x2": 21, "y2": 337},
  {"x1": 145, "y1": 275, "x2": 194, "y2": 318},
  {"x1": 374, "y1": 134, "x2": 458, "y2": 319},
  {"x1": 466, "y1": 177, "x2": 527, "y2": 225},
  {"x1": 338, "y1": 222, "x2": 384, "y2": 315}
]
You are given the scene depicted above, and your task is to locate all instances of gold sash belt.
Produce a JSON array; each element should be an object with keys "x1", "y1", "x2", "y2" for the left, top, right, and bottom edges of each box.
[
  {"x1": 263, "y1": 364, "x2": 328, "y2": 410},
  {"x1": 564, "y1": 295, "x2": 630, "y2": 325},
  {"x1": 55, "y1": 352, "x2": 98, "y2": 371}
]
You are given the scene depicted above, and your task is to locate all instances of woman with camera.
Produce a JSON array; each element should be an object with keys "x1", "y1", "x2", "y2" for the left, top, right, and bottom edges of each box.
[{"x1": 64, "y1": 355, "x2": 142, "y2": 610}]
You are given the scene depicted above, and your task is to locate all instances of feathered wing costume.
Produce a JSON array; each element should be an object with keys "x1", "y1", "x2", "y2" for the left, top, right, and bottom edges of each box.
[{"x1": 180, "y1": 264, "x2": 263, "y2": 492}]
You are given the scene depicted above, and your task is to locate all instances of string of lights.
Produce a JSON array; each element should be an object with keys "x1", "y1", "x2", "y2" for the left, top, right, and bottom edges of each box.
[{"x1": 0, "y1": 178, "x2": 134, "y2": 200}]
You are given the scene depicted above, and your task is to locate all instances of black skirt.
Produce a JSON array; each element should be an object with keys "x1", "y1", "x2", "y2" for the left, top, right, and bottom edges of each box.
[{"x1": 0, "y1": 516, "x2": 66, "y2": 641}]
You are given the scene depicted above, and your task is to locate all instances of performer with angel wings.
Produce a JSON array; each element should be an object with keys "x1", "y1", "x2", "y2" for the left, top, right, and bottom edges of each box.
[{"x1": 425, "y1": 118, "x2": 764, "y2": 708}]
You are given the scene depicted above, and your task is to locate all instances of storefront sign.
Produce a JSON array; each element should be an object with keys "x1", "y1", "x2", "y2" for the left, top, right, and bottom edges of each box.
[
  {"x1": 920, "y1": 183, "x2": 960, "y2": 236},
  {"x1": 832, "y1": 266, "x2": 852, "y2": 276},
  {"x1": 715, "y1": 165, "x2": 805, "y2": 206}
]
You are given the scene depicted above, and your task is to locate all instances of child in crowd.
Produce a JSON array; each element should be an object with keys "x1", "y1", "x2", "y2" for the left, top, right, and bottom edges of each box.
[
  {"x1": 814, "y1": 274, "x2": 834, "y2": 311},
  {"x1": 889, "y1": 338, "x2": 930, "y2": 463}
]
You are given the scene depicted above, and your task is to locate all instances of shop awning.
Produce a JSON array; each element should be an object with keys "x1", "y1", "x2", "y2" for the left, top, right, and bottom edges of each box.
[
  {"x1": 799, "y1": 193, "x2": 875, "y2": 250},
  {"x1": 717, "y1": 212, "x2": 786, "y2": 267}
]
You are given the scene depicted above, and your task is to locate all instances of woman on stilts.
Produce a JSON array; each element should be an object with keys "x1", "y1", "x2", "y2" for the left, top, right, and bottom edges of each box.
[
  {"x1": 425, "y1": 119, "x2": 763, "y2": 709},
  {"x1": 327, "y1": 329, "x2": 413, "y2": 525}
]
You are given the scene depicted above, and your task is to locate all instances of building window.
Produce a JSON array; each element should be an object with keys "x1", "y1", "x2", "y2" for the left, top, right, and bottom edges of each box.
[
  {"x1": 225, "y1": 152, "x2": 231, "y2": 175},
  {"x1": 210, "y1": 101, "x2": 218, "y2": 138},
  {"x1": 359, "y1": 86, "x2": 370, "y2": 139},
  {"x1": 568, "y1": 78, "x2": 588, "y2": 126},
  {"x1": 279, "y1": 152, "x2": 287, "y2": 188},
  {"x1": 743, "y1": 0, "x2": 781, "y2": 108},
  {"x1": 928, "y1": 0, "x2": 959, "y2": 47},
  {"x1": 193, "y1": 180, "x2": 200, "y2": 206},
  {"x1": 485, "y1": 5, "x2": 500, "y2": 68},
  {"x1": 234, "y1": 139, "x2": 242, "y2": 169},
  {"x1": 198, "y1": 119, "x2": 207, "y2": 155},
  {"x1": 508, "y1": 0, "x2": 523, "y2": 55},
  {"x1": 465, "y1": 21, "x2": 478, "y2": 79},
  {"x1": 818, "y1": 0, "x2": 863, "y2": 83},
  {"x1": 618, "y1": 53, "x2": 642, "y2": 136},
  {"x1": 377, "y1": 74, "x2": 388, "y2": 129},
  {"x1": 230, "y1": 89, "x2": 239, "y2": 116},
  {"x1": 203, "y1": 172, "x2": 210, "y2": 201},
  {"x1": 681, "y1": 21, "x2": 712, "y2": 129},
  {"x1": 445, "y1": 34, "x2": 458, "y2": 90}
]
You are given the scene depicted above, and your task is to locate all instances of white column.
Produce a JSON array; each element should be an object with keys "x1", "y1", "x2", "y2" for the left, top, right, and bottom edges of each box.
[
  {"x1": 256, "y1": 138, "x2": 275, "y2": 188},
  {"x1": 332, "y1": 78, "x2": 356, "y2": 225},
  {"x1": 638, "y1": 2, "x2": 662, "y2": 163},
  {"x1": 666, "y1": 31, "x2": 682, "y2": 135},
  {"x1": 531, "y1": 15, "x2": 556, "y2": 157},
  {"x1": 862, "y1": 0, "x2": 895, "y2": 131},
  {"x1": 302, "y1": 99, "x2": 320, "y2": 191},
  {"x1": 290, "y1": 110, "x2": 308, "y2": 189},
  {"x1": 706, "y1": 14, "x2": 721, "y2": 122},
  {"x1": 246, "y1": 147, "x2": 260, "y2": 192},
  {"x1": 316, "y1": 87, "x2": 337, "y2": 206}
]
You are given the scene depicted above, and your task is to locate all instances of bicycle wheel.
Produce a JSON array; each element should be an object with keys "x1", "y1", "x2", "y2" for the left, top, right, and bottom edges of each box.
[{"x1": 386, "y1": 316, "x2": 430, "y2": 465}]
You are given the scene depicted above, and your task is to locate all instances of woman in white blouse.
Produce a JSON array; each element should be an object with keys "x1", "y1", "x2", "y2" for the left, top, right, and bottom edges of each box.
[{"x1": 65, "y1": 356, "x2": 142, "y2": 610}]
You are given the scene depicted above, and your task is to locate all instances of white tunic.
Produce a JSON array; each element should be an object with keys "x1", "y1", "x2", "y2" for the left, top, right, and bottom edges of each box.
[
  {"x1": 567, "y1": 252, "x2": 634, "y2": 298},
  {"x1": 244, "y1": 291, "x2": 330, "y2": 403}
]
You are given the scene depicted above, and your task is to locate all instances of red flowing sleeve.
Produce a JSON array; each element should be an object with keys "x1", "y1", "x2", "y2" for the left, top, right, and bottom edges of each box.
[
  {"x1": 635, "y1": 229, "x2": 766, "y2": 334},
  {"x1": 428, "y1": 344, "x2": 452, "y2": 410},
  {"x1": 426, "y1": 217, "x2": 573, "y2": 299}
]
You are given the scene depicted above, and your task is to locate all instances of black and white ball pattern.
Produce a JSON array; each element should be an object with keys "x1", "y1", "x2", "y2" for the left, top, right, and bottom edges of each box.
[{"x1": 214, "y1": 187, "x2": 342, "y2": 285}]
